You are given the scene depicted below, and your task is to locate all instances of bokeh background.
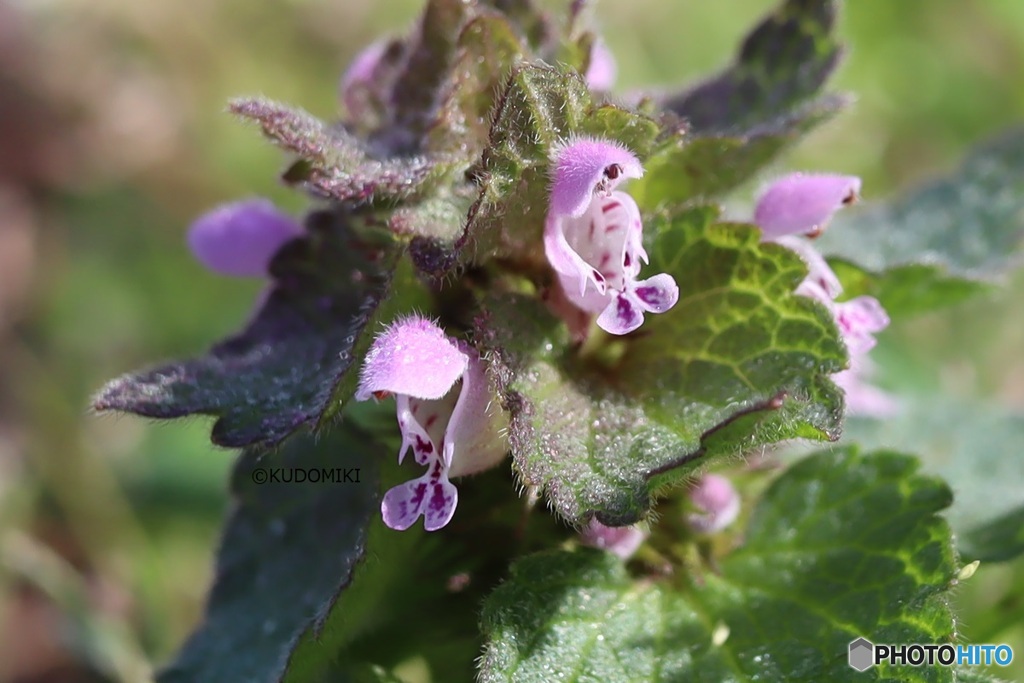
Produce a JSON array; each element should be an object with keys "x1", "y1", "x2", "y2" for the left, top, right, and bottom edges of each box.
[{"x1": 1, "y1": 0, "x2": 1022, "y2": 680}]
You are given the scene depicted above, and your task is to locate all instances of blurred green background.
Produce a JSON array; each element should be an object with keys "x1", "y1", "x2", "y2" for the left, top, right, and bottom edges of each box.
[{"x1": 1, "y1": 0, "x2": 1022, "y2": 680}]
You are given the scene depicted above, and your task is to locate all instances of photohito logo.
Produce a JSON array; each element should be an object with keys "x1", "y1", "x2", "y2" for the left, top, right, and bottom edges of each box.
[{"x1": 848, "y1": 638, "x2": 1014, "y2": 671}]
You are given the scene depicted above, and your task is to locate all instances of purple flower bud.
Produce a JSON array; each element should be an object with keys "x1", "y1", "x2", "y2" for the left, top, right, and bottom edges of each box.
[
  {"x1": 580, "y1": 519, "x2": 646, "y2": 559},
  {"x1": 356, "y1": 317, "x2": 508, "y2": 531},
  {"x1": 686, "y1": 474, "x2": 740, "y2": 534},
  {"x1": 754, "y1": 173, "x2": 861, "y2": 240},
  {"x1": 187, "y1": 198, "x2": 301, "y2": 277},
  {"x1": 544, "y1": 138, "x2": 679, "y2": 335},
  {"x1": 339, "y1": 39, "x2": 388, "y2": 113},
  {"x1": 585, "y1": 40, "x2": 617, "y2": 91}
]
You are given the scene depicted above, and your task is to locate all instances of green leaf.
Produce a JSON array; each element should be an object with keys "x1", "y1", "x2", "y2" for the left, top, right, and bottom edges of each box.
[
  {"x1": 93, "y1": 210, "x2": 403, "y2": 448},
  {"x1": 230, "y1": 98, "x2": 457, "y2": 205},
  {"x1": 281, "y1": 420, "x2": 568, "y2": 683},
  {"x1": 480, "y1": 448, "x2": 958, "y2": 683},
  {"x1": 157, "y1": 428, "x2": 381, "y2": 683},
  {"x1": 662, "y1": 0, "x2": 843, "y2": 134},
  {"x1": 826, "y1": 259, "x2": 990, "y2": 318},
  {"x1": 632, "y1": 94, "x2": 846, "y2": 210},
  {"x1": 479, "y1": 206, "x2": 845, "y2": 525},
  {"x1": 951, "y1": 669, "x2": 1014, "y2": 683},
  {"x1": 411, "y1": 63, "x2": 659, "y2": 276},
  {"x1": 428, "y1": 12, "x2": 527, "y2": 155},
  {"x1": 817, "y1": 127, "x2": 1024, "y2": 281},
  {"x1": 843, "y1": 398, "x2": 1024, "y2": 563},
  {"x1": 958, "y1": 505, "x2": 1024, "y2": 564}
]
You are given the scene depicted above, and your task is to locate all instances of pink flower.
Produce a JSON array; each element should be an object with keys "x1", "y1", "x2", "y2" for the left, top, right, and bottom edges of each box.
[
  {"x1": 686, "y1": 474, "x2": 740, "y2": 534},
  {"x1": 544, "y1": 138, "x2": 679, "y2": 335},
  {"x1": 754, "y1": 173, "x2": 861, "y2": 240},
  {"x1": 585, "y1": 40, "x2": 616, "y2": 91},
  {"x1": 187, "y1": 198, "x2": 301, "y2": 277},
  {"x1": 355, "y1": 317, "x2": 508, "y2": 531},
  {"x1": 754, "y1": 174, "x2": 897, "y2": 417},
  {"x1": 579, "y1": 519, "x2": 646, "y2": 559},
  {"x1": 833, "y1": 296, "x2": 890, "y2": 355}
]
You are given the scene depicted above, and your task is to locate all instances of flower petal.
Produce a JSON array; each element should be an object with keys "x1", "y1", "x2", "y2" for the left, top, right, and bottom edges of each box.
[
  {"x1": 580, "y1": 520, "x2": 647, "y2": 560},
  {"x1": 774, "y1": 235, "x2": 843, "y2": 301},
  {"x1": 686, "y1": 474, "x2": 740, "y2": 534},
  {"x1": 187, "y1": 198, "x2": 301, "y2": 277},
  {"x1": 445, "y1": 343, "x2": 508, "y2": 476},
  {"x1": 396, "y1": 394, "x2": 444, "y2": 466},
  {"x1": 834, "y1": 368, "x2": 900, "y2": 417},
  {"x1": 754, "y1": 173, "x2": 861, "y2": 240},
  {"x1": 544, "y1": 210, "x2": 608, "y2": 299},
  {"x1": 584, "y1": 40, "x2": 617, "y2": 91},
  {"x1": 339, "y1": 39, "x2": 388, "y2": 110},
  {"x1": 381, "y1": 458, "x2": 459, "y2": 531},
  {"x1": 423, "y1": 470, "x2": 459, "y2": 531},
  {"x1": 549, "y1": 138, "x2": 643, "y2": 218},
  {"x1": 595, "y1": 291, "x2": 645, "y2": 335},
  {"x1": 631, "y1": 273, "x2": 679, "y2": 314},
  {"x1": 834, "y1": 296, "x2": 889, "y2": 354},
  {"x1": 355, "y1": 317, "x2": 468, "y2": 401}
]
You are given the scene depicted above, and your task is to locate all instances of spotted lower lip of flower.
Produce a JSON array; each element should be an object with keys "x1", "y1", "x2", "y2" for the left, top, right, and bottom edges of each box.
[
  {"x1": 187, "y1": 198, "x2": 301, "y2": 277},
  {"x1": 754, "y1": 173, "x2": 861, "y2": 240},
  {"x1": 544, "y1": 138, "x2": 679, "y2": 335},
  {"x1": 355, "y1": 316, "x2": 508, "y2": 531}
]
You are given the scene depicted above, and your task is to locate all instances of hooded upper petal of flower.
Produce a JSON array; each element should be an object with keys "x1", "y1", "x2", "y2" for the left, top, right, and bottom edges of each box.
[
  {"x1": 686, "y1": 474, "x2": 740, "y2": 534},
  {"x1": 356, "y1": 317, "x2": 508, "y2": 531},
  {"x1": 585, "y1": 40, "x2": 617, "y2": 91},
  {"x1": 544, "y1": 138, "x2": 679, "y2": 335},
  {"x1": 355, "y1": 317, "x2": 468, "y2": 401},
  {"x1": 187, "y1": 198, "x2": 301, "y2": 277},
  {"x1": 754, "y1": 173, "x2": 861, "y2": 240}
]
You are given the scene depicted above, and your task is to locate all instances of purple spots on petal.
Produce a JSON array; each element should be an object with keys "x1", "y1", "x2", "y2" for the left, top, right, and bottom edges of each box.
[
  {"x1": 381, "y1": 478, "x2": 430, "y2": 531},
  {"x1": 602, "y1": 200, "x2": 621, "y2": 214},
  {"x1": 596, "y1": 293, "x2": 644, "y2": 335},
  {"x1": 617, "y1": 295, "x2": 638, "y2": 323},
  {"x1": 631, "y1": 274, "x2": 679, "y2": 314},
  {"x1": 414, "y1": 435, "x2": 433, "y2": 455},
  {"x1": 423, "y1": 479, "x2": 458, "y2": 531},
  {"x1": 623, "y1": 252, "x2": 631, "y2": 268}
]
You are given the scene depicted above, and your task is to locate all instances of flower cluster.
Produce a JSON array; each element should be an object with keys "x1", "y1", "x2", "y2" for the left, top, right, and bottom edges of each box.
[
  {"x1": 753, "y1": 173, "x2": 896, "y2": 416},
  {"x1": 181, "y1": 44, "x2": 893, "y2": 536}
]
